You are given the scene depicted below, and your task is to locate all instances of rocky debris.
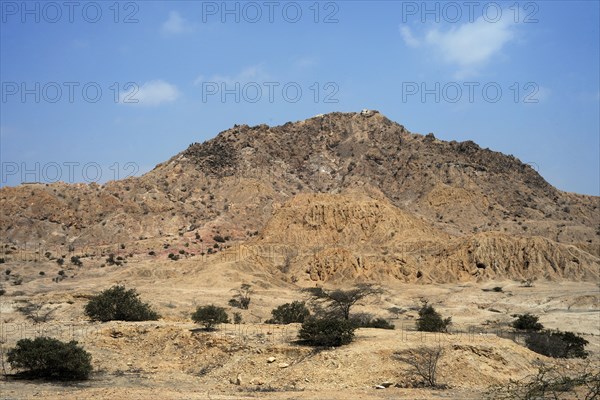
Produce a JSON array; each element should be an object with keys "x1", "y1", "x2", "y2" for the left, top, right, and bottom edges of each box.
[
  {"x1": 267, "y1": 356, "x2": 276, "y2": 363},
  {"x1": 374, "y1": 381, "x2": 394, "y2": 389},
  {"x1": 230, "y1": 374, "x2": 242, "y2": 385},
  {"x1": 250, "y1": 377, "x2": 265, "y2": 385}
]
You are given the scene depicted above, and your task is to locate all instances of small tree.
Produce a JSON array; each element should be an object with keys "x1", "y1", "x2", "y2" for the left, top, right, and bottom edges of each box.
[
  {"x1": 192, "y1": 305, "x2": 229, "y2": 331},
  {"x1": 394, "y1": 346, "x2": 444, "y2": 388},
  {"x1": 298, "y1": 317, "x2": 356, "y2": 347},
  {"x1": 84, "y1": 285, "x2": 160, "y2": 322},
  {"x1": 303, "y1": 284, "x2": 383, "y2": 320},
  {"x1": 7, "y1": 337, "x2": 92, "y2": 380},
  {"x1": 512, "y1": 313, "x2": 544, "y2": 331},
  {"x1": 267, "y1": 301, "x2": 310, "y2": 324},
  {"x1": 416, "y1": 302, "x2": 451, "y2": 333},
  {"x1": 229, "y1": 284, "x2": 252, "y2": 309}
]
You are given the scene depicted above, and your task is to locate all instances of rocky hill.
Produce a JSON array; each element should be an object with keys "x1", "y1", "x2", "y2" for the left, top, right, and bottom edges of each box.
[{"x1": 1, "y1": 111, "x2": 598, "y2": 283}]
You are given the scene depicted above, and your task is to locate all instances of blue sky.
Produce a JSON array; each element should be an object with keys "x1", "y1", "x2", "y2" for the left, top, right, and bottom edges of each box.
[{"x1": 1, "y1": 1, "x2": 598, "y2": 195}]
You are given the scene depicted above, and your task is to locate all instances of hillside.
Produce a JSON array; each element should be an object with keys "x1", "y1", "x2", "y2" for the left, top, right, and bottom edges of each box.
[{"x1": 1, "y1": 111, "x2": 598, "y2": 283}]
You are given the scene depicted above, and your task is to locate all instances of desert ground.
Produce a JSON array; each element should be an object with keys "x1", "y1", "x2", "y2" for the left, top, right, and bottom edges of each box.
[{"x1": 1, "y1": 252, "x2": 598, "y2": 400}]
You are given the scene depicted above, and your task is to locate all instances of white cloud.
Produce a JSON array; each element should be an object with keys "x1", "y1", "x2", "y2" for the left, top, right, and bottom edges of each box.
[
  {"x1": 161, "y1": 11, "x2": 193, "y2": 35},
  {"x1": 399, "y1": 26, "x2": 420, "y2": 48},
  {"x1": 400, "y1": 14, "x2": 517, "y2": 78},
  {"x1": 121, "y1": 80, "x2": 180, "y2": 106}
]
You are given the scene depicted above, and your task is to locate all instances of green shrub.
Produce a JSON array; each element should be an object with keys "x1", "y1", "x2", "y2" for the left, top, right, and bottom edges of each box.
[
  {"x1": 84, "y1": 285, "x2": 160, "y2": 322},
  {"x1": 191, "y1": 305, "x2": 229, "y2": 330},
  {"x1": 363, "y1": 317, "x2": 395, "y2": 330},
  {"x1": 7, "y1": 337, "x2": 92, "y2": 380},
  {"x1": 512, "y1": 313, "x2": 544, "y2": 331},
  {"x1": 416, "y1": 303, "x2": 451, "y2": 333},
  {"x1": 267, "y1": 301, "x2": 310, "y2": 324},
  {"x1": 298, "y1": 317, "x2": 356, "y2": 347},
  {"x1": 348, "y1": 313, "x2": 395, "y2": 329},
  {"x1": 525, "y1": 330, "x2": 588, "y2": 359}
]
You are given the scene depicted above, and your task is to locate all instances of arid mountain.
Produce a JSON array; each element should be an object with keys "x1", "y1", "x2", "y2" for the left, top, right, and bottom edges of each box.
[{"x1": 1, "y1": 111, "x2": 598, "y2": 282}]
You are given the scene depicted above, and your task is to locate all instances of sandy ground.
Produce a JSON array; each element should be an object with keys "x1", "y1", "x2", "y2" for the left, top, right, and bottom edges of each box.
[{"x1": 1, "y1": 256, "x2": 599, "y2": 399}]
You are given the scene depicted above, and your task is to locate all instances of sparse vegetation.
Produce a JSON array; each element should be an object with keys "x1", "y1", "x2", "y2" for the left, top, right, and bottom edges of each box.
[
  {"x1": 233, "y1": 312, "x2": 242, "y2": 324},
  {"x1": 303, "y1": 284, "x2": 383, "y2": 320},
  {"x1": 298, "y1": 317, "x2": 356, "y2": 347},
  {"x1": 229, "y1": 284, "x2": 252, "y2": 309},
  {"x1": 106, "y1": 253, "x2": 121, "y2": 266},
  {"x1": 84, "y1": 285, "x2": 160, "y2": 322},
  {"x1": 192, "y1": 305, "x2": 229, "y2": 330},
  {"x1": 7, "y1": 337, "x2": 92, "y2": 380},
  {"x1": 213, "y1": 235, "x2": 226, "y2": 243},
  {"x1": 354, "y1": 316, "x2": 395, "y2": 330},
  {"x1": 512, "y1": 313, "x2": 544, "y2": 332},
  {"x1": 416, "y1": 302, "x2": 451, "y2": 333},
  {"x1": 16, "y1": 301, "x2": 55, "y2": 323},
  {"x1": 266, "y1": 301, "x2": 310, "y2": 324},
  {"x1": 525, "y1": 330, "x2": 589, "y2": 359},
  {"x1": 394, "y1": 346, "x2": 444, "y2": 388},
  {"x1": 486, "y1": 362, "x2": 599, "y2": 399}
]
